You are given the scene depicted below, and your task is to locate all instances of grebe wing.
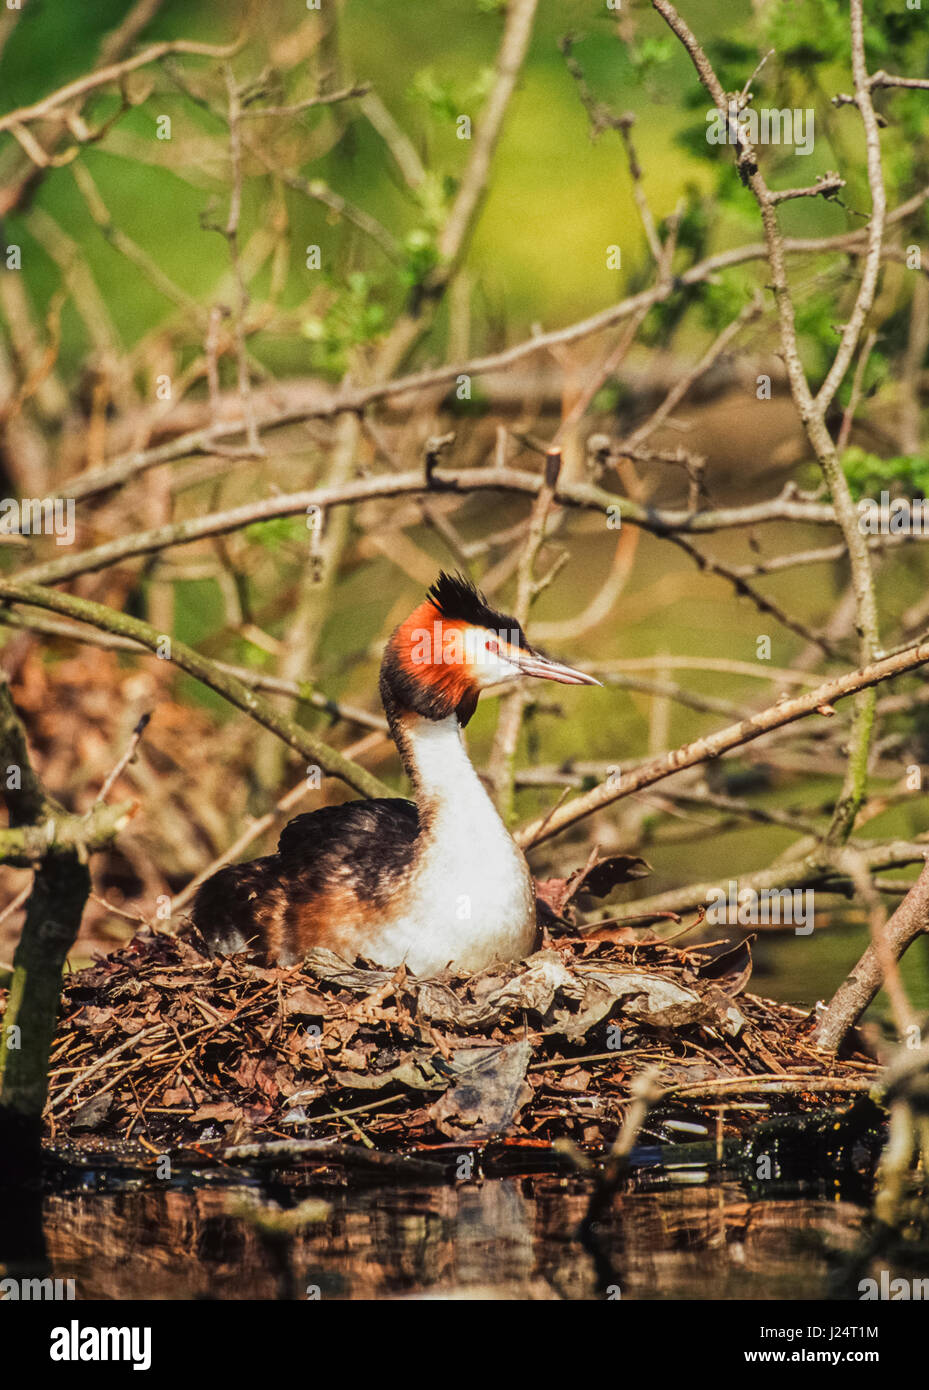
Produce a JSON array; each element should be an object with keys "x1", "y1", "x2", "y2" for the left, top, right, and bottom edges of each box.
[
  {"x1": 276, "y1": 797, "x2": 419, "y2": 864},
  {"x1": 191, "y1": 799, "x2": 420, "y2": 959}
]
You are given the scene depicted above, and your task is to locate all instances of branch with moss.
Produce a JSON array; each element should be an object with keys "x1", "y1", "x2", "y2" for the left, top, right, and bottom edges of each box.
[
  {"x1": 0, "y1": 801, "x2": 136, "y2": 866},
  {"x1": 0, "y1": 682, "x2": 53, "y2": 826},
  {"x1": 0, "y1": 680, "x2": 119, "y2": 1155},
  {"x1": 0, "y1": 856, "x2": 91, "y2": 1138}
]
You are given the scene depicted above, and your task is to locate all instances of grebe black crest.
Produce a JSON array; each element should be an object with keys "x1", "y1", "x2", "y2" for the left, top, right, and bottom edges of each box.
[{"x1": 192, "y1": 571, "x2": 599, "y2": 976}]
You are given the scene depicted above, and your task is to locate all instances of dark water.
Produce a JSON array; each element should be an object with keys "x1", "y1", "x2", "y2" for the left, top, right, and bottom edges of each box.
[{"x1": 24, "y1": 1168, "x2": 867, "y2": 1301}]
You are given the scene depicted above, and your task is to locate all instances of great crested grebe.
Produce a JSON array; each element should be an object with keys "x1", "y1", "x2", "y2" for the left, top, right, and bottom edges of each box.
[{"x1": 192, "y1": 572, "x2": 599, "y2": 976}]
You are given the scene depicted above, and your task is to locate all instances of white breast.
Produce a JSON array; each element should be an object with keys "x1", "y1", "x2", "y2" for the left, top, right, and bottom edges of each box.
[{"x1": 366, "y1": 715, "x2": 536, "y2": 976}]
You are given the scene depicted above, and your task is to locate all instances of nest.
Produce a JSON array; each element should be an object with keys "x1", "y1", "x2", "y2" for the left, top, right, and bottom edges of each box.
[{"x1": 34, "y1": 921, "x2": 881, "y2": 1165}]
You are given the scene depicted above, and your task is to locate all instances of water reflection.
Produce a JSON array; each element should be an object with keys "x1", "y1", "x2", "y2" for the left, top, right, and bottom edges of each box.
[{"x1": 37, "y1": 1177, "x2": 865, "y2": 1300}]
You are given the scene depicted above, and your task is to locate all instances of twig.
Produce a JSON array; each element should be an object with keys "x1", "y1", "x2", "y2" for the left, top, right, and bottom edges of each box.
[
  {"x1": 96, "y1": 712, "x2": 152, "y2": 805},
  {"x1": 239, "y1": 84, "x2": 370, "y2": 118},
  {"x1": 47, "y1": 1024, "x2": 168, "y2": 1113},
  {"x1": 0, "y1": 32, "x2": 246, "y2": 134},
  {"x1": 0, "y1": 880, "x2": 33, "y2": 929},
  {"x1": 359, "y1": 91, "x2": 426, "y2": 190},
  {"x1": 218, "y1": 67, "x2": 261, "y2": 456},
  {"x1": 661, "y1": 529, "x2": 847, "y2": 660},
  {"x1": 621, "y1": 292, "x2": 765, "y2": 453},
  {"x1": 245, "y1": 143, "x2": 402, "y2": 264},
  {"x1": 664, "y1": 1075, "x2": 875, "y2": 1100}
]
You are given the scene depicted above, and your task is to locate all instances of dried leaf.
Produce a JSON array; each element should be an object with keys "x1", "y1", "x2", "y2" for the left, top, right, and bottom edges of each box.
[
  {"x1": 578, "y1": 855, "x2": 653, "y2": 897},
  {"x1": 697, "y1": 936, "x2": 754, "y2": 997},
  {"x1": 282, "y1": 986, "x2": 328, "y2": 1017},
  {"x1": 429, "y1": 1042, "x2": 533, "y2": 1137},
  {"x1": 332, "y1": 1051, "x2": 444, "y2": 1092},
  {"x1": 69, "y1": 1092, "x2": 113, "y2": 1130},
  {"x1": 191, "y1": 1102, "x2": 244, "y2": 1124}
]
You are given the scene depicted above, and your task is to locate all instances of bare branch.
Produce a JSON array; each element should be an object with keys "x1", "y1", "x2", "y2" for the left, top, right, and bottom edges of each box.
[
  {"x1": 24, "y1": 469, "x2": 839, "y2": 590},
  {"x1": 516, "y1": 640, "x2": 929, "y2": 849},
  {"x1": 238, "y1": 83, "x2": 370, "y2": 118},
  {"x1": 55, "y1": 207, "x2": 929, "y2": 503}
]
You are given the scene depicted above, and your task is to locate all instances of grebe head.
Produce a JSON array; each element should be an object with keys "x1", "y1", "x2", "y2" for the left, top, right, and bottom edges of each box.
[{"x1": 380, "y1": 571, "x2": 600, "y2": 726}]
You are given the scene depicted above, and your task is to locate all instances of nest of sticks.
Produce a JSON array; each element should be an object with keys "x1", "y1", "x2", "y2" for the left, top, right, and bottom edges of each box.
[{"x1": 28, "y1": 916, "x2": 882, "y2": 1168}]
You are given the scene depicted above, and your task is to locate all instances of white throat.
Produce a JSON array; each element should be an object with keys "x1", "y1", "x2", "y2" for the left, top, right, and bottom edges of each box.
[
  {"x1": 403, "y1": 713, "x2": 490, "y2": 804},
  {"x1": 386, "y1": 713, "x2": 536, "y2": 974}
]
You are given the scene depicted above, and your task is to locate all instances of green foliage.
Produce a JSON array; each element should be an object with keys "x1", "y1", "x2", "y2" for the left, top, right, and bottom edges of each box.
[
  {"x1": 674, "y1": 119, "x2": 719, "y2": 163},
  {"x1": 673, "y1": 188, "x2": 712, "y2": 261},
  {"x1": 761, "y1": 0, "x2": 848, "y2": 67},
  {"x1": 592, "y1": 379, "x2": 634, "y2": 415},
  {"x1": 626, "y1": 36, "x2": 676, "y2": 80},
  {"x1": 699, "y1": 275, "x2": 754, "y2": 335},
  {"x1": 636, "y1": 286, "x2": 690, "y2": 350},
  {"x1": 411, "y1": 170, "x2": 453, "y2": 232},
  {"x1": 401, "y1": 227, "x2": 441, "y2": 289},
  {"x1": 840, "y1": 448, "x2": 929, "y2": 502},
  {"x1": 671, "y1": 121, "x2": 755, "y2": 214},
  {"x1": 408, "y1": 65, "x2": 494, "y2": 123},
  {"x1": 300, "y1": 272, "x2": 387, "y2": 375}
]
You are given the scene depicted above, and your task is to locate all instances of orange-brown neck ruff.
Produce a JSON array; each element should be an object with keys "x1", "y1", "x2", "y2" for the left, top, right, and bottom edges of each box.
[{"x1": 380, "y1": 601, "x2": 479, "y2": 727}]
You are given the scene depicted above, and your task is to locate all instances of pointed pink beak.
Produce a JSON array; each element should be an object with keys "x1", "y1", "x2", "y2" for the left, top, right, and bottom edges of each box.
[{"x1": 514, "y1": 649, "x2": 601, "y2": 686}]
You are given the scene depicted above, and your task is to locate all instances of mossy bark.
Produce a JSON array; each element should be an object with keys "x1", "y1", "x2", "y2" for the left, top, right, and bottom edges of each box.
[
  {"x1": 0, "y1": 683, "x2": 93, "y2": 1177},
  {"x1": 0, "y1": 857, "x2": 90, "y2": 1150}
]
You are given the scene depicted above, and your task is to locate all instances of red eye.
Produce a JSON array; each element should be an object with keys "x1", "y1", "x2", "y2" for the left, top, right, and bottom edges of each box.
[{"x1": 485, "y1": 637, "x2": 499, "y2": 655}]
